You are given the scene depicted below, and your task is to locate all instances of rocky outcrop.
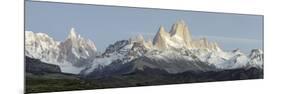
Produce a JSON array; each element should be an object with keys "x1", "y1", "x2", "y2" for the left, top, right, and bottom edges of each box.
[
  {"x1": 152, "y1": 20, "x2": 222, "y2": 51},
  {"x1": 153, "y1": 26, "x2": 170, "y2": 49},
  {"x1": 170, "y1": 19, "x2": 193, "y2": 48},
  {"x1": 25, "y1": 56, "x2": 61, "y2": 74},
  {"x1": 191, "y1": 38, "x2": 221, "y2": 51},
  {"x1": 130, "y1": 34, "x2": 153, "y2": 49},
  {"x1": 248, "y1": 49, "x2": 263, "y2": 69},
  {"x1": 58, "y1": 28, "x2": 97, "y2": 67},
  {"x1": 25, "y1": 28, "x2": 98, "y2": 74}
]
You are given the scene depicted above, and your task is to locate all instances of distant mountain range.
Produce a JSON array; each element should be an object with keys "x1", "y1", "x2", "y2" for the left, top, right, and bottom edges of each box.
[
  {"x1": 25, "y1": 20, "x2": 263, "y2": 78},
  {"x1": 25, "y1": 28, "x2": 97, "y2": 74}
]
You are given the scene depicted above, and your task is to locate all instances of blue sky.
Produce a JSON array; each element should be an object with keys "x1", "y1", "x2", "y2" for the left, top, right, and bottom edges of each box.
[{"x1": 25, "y1": 1, "x2": 263, "y2": 53}]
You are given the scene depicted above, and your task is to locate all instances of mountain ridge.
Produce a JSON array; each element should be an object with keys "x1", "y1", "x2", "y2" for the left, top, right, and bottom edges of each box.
[
  {"x1": 152, "y1": 20, "x2": 221, "y2": 51},
  {"x1": 25, "y1": 28, "x2": 97, "y2": 74},
  {"x1": 25, "y1": 20, "x2": 263, "y2": 76}
]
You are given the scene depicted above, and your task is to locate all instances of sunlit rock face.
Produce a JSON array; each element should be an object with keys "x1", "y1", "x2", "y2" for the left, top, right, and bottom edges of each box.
[{"x1": 152, "y1": 20, "x2": 221, "y2": 51}]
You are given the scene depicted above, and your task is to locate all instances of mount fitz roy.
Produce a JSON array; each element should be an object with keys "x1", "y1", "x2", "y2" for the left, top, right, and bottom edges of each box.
[
  {"x1": 153, "y1": 20, "x2": 221, "y2": 51},
  {"x1": 25, "y1": 20, "x2": 263, "y2": 78}
]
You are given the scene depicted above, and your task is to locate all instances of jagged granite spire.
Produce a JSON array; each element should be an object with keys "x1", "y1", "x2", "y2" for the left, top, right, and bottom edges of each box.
[
  {"x1": 170, "y1": 19, "x2": 192, "y2": 42},
  {"x1": 68, "y1": 27, "x2": 78, "y2": 39},
  {"x1": 153, "y1": 25, "x2": 170, "y2": 49},
  {"x1": 152, "y1": 20, "x2": 222, "y2": 51}
]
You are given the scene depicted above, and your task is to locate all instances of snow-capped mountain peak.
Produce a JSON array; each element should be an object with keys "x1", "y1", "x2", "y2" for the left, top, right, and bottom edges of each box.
[
  {"x1": 248, "y1": 49, "x2": 263, "y2": 68},
  {"x1": 68, "y1": 27, "x2": 79, "y2": 39},
  {"x1": 170, "y1": 19, "x2": 192, "y2": 42},
  {"x1": 153, "y1": 26, "x2": 170, "y2": 49},
  {"x1": 25, "y1": 20, "x2": 263, "y2": 76},
  {"x1": 25, "y1": 28, "x2": 98, "y2": 74},
  {"x1": 249, "y1": 49, "x2": 263, "y2": 58},
  {"x1": 64, "y1": 28, "x2": 97, "y2": 51},
  {"x1": 25, "y1": 31, "x2": 60, "y2": 65},
  {"x1": 152, "y1": 20, "x2": 221, "y2": 51},
  {"x1": 58, "y1": 28, "x2": 97, "y2": 65}
]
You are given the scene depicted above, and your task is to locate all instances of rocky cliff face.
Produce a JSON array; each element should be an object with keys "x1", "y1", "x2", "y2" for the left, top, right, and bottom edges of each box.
[
  {"x1": 170, "y1": 20, "x2": 193, "y2": 48},
  {"x1": 25, "y1": 31, "x2": 60, "y2": 65},
  {"x1": 191, "y1": 38, "x2": 221, "y2": 51},
  {"x1": 25, "y1": 20, "x2": 262, "y2": 77},
  {"x1": 58, "y1": 28, "x2": 97, "y2": 67},
  {"x1": 25, "y1": 28, "x2": 97, "y2": 74},
  {"x1": 152, "y1": 20, "x2": 221, "y2": 51},
  {"x1": 153, "y1": 26, "x2": 170, "y2": 49},
  {"x1": 79, "y1": 20, "x2": 262, "y2": 76}
]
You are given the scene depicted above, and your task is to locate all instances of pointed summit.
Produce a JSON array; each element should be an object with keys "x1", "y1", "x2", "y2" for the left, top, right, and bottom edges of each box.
[
  {"x1": 159, "y1": 26, "x2": 165, "y2": 32},
  {"x1": 158, "y1": 26, "x2": 170, "y2": 37},
  {"x1": 150, "y1": 20, "x2": 222, "y2": 51},
  {"x1": 153, "y1": 26, "x2": 169, "y2": 41},
  {"x1": 153, "y1": 26, "x2": 170, "y2": 49},
  {"x1": 68, "y1": 27, "x2": 79, "y2": 39},
  {"x1": 177, "y1": 19, "x2": 186, "y2": 25},
  {"x1": 170, "y1": 20, "x2": 192, "y2": 42},
  {"x1": 250, "y1": 49, "x2": 263, "y2": 56}
]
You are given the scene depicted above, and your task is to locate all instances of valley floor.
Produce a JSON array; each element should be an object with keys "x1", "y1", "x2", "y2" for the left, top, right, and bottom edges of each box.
[{"x1": 25, "y1": 67, "x2": 263, "y2": 93}]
